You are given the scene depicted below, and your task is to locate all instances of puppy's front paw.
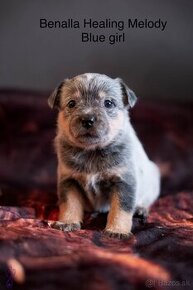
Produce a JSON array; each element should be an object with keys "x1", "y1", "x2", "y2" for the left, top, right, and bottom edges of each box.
[
  {"x1": 51, "y1": 221, "x2": 81, "y2": 232},
  {"x1": 104, "y1": 229, "x2": 133, "y2": 240}
]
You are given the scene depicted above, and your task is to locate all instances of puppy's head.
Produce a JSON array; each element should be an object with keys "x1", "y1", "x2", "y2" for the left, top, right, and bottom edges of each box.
[{"x1": 48, "y1": 73, "x2": 137, "y2": 149}]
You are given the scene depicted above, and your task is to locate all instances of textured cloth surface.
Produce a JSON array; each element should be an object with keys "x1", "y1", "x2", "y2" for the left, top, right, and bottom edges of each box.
[{"x1": 0, "y1": 90, "x2": 193, "y2": 290}]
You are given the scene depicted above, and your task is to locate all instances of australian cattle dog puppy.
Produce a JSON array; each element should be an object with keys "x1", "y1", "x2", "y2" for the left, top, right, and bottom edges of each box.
[{"x1": 48, "y1": 73, "x2": 160, "y2": 238}]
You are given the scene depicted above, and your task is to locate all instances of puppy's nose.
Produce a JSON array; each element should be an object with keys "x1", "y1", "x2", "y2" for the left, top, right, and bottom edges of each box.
[{"x1": 81, "y1": 116, "x2": 96, "y2": 129}]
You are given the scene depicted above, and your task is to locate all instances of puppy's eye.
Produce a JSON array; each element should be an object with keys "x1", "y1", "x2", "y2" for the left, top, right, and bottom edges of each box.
[
  {"x1": 104, "y1": 100, "x2": 115, "y2": 108},
  {"x1": 67, "y1": 100, "x2": 76, "y2": 108}
]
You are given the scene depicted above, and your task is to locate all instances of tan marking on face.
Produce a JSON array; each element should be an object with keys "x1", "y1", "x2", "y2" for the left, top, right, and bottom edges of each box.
[
  {"x1": 58, "y1": 190, "x2": 84, "y2": 224},
  {"x1": 57, "y1": 111, "x2": 76, "y2": 145},
  {"x1": 108, "y1": 111, "x2": 125, "y2": 140},
  {"x1": 105, "y1": 194, "x2": 132, "y2": 234},
  {"x1": 72, "y1": 91, "x2": 81, "y2": 99},
  {"x1": 57, "y1": 111, "x2": 69, "y2": 134},
  {"x1": 98, "y1": 90, "x2": 107, "y2": 98}
]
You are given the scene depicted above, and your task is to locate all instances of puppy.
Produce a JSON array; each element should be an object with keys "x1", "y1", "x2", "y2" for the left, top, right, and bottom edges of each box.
[{"x1": 48, "y1": 73, "x2": 160, "y2": 238}]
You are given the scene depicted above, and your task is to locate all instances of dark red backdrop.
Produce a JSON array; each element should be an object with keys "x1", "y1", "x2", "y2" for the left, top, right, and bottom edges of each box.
[{"x1": 0, "y1": 90, "x2": 193, "y2": 290}]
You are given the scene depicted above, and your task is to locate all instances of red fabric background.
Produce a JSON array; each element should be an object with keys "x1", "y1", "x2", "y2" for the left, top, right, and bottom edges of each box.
[{"x1": 0, "y1": 90, "x2": 193, "y2": 290}]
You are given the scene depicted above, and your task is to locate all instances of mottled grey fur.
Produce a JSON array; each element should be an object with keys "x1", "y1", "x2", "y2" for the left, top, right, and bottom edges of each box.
[{"x1": 48, "y1": 73, "x2": 160, "y2": 238}]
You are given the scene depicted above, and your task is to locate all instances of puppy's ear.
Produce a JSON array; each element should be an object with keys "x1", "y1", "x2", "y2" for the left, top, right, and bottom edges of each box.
[
  {"x1": 116, "y1": 78, "x2": 137, "y2": 108},
  {"x1": 48, "y1": 80, "x2": 67, "y2": 109}
]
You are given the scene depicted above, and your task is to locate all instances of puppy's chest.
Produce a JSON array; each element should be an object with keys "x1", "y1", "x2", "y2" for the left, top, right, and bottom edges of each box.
[
  {"x1": 74, "y1": 172, "x2": 110, "y2": 211},
  {"x1": 60, "y1": 144, "x2": 126, "y2": 174}
]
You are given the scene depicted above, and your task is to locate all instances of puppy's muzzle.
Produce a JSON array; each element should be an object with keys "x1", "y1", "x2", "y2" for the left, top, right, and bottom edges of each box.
[{"x1": 81, "y1": 115, "x2": 96, "y2": 130}]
